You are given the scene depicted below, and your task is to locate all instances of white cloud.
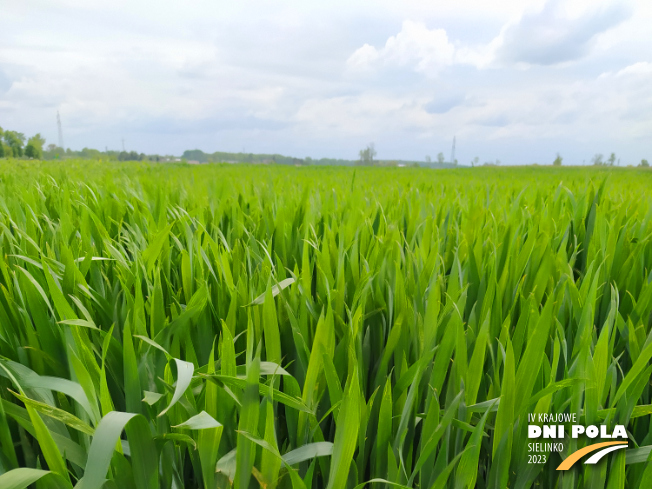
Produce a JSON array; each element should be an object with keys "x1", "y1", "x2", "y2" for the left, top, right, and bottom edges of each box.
[
  {"x1": 347, "y1": 21, "x2": 457, "y2": 76},
  {"x1": 295, "y1": 94, "x2": 419, "y2": 136},
  {"x1": 0, "y1": 0, "x2": 650, "y2": 163},
  {"x1": 616, "y1": 61, "x2": 652, "y2": 76},
  {"x1": 492, "y1": 0, "x2": 630, "y2": 66},
  {"x1": 346, "y1": 44, "x2": 381, "y2": 71},
  {"x1": 348, "y1": 0, "x2": 633, "y2": 77}
]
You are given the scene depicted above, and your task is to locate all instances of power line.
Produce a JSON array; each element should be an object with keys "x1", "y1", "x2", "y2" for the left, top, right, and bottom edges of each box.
[
  {"x1": 450, "y1": 136, "x2": 456, "y2": 165},
  {"x1": 57, "y1": 111, "x2": 65, "y2": 150}
]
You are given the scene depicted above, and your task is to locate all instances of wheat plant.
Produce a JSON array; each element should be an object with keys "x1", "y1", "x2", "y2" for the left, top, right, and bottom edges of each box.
[{"x1": 0, "y1": 160, "x2": 650, "y2": 488}]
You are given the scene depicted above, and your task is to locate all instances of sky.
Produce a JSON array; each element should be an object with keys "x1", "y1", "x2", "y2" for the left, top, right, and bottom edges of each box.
[{"x1": 1, "y1": 0, "x2": 651, "y2": 165}]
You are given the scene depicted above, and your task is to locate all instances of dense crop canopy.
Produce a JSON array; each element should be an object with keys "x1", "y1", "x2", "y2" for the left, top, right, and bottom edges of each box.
[{"x1": 0, "y1": 160, "x2": 651, "y2": 488}]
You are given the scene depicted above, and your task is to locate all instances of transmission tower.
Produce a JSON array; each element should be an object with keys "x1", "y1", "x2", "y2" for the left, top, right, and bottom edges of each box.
[
  {"x1": 57, "y1": 111, "x2": 65, "y2": 150},
  {"x1": 450, "y1": 136, "x2": 456, "y2": 165}
]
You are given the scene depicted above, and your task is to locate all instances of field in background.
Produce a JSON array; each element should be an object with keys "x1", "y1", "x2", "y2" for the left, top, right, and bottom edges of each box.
[{"x1": 0, "y1": 160, "x2": 651, "y2": 488}]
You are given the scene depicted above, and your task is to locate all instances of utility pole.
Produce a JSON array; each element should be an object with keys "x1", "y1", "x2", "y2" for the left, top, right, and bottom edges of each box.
[
  {"x1": 450, "y1": 136, "x2": 456, "y2": 165},
  {"x1": 57, "y1": 111, "x2": 65, "y2": 150}
]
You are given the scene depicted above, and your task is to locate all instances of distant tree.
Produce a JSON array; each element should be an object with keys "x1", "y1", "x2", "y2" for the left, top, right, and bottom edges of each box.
[
  {"x1": 425, "y1": 155, "x2": 431, "y2": 163},
  {"x1": 183, "y1": 149, "x2": 208, "y2": 163},
  {"x1": 358, "y1": 143, "x2": 376, "y2": 166},
  {"x1": 482, "y1": 159, "x2": 501, "y2": 167},
  {"x1": 472, "y1": 156, "x2": 479, "y2": 167},
  {"x1": 25, "y1": 133, "x2": 45, "y2": 159},
  {"x1": 44, "y1": 145, "x2": 65, "y2": 159},
  {"x1": 592, "y1": 154, "x2": 604, "y2": 166},
  {"x1": 24, "y1": 143, "x2": 40, "y2": 159},
  {"x1": 32, "y1": 133, "x2": 45, "y2": 148},
  {"x1": 640, "y1": 159, "x2": 649, "y2": 167},
  {"x1": 553, "y1": 153, "x2": 563, "y2": 166},
  {"x1": 117, "y1": 150, "x2": 142, "y2": 161},
  {"x1": 80, "y1": 147, "x2": 102, "y2": 159},
  {"x1": 4, "y1": 131, "x2": 25, "y2": 157},
  {"x1": 437, "y1": 152, "x2": 445, "y2": 164},
  {"x1": 607, "y1": 153, "x2": 616, "y2": 166}
]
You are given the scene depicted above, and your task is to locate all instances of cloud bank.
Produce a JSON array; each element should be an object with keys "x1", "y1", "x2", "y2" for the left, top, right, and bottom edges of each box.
[{"x1": 0, "y1": 0, "x2": 650, "y2": 164}]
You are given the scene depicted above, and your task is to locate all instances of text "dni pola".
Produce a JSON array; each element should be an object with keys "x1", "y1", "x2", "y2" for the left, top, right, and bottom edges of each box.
[{"x1": 528, "y1": 425, "x2": 627, "y2": 439}]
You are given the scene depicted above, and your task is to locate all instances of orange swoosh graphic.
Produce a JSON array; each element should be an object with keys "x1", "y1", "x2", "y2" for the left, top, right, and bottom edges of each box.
[{"x1": 556, "y1": 441, "x2": 628, "y2": 470}]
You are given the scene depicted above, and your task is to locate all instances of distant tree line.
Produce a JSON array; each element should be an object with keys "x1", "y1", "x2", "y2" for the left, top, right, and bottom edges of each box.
[
  {"x1": 183, "y1": 148, "x2": 442, "y2": 168},
  {"x1": 2, "y1": 127, "x2": 649, "y2": 168},
  {"x1": 0, "y1": 126, "x2": 45, "y2": 159},
  {"x1": 41, "y1": 145, "x2": 167, "y2": 162},
  {"x1": 589, "y1": 153, "x2": 649, "y2": 167},
  {"x1": 0, "y1": 127, "x2": 172, "y2": 162},
  {"x1": 182, "y1": 149, "x2": 314, "y2": 165},
  {"x1": 182, "y1": 149, "x2": 360, "y2": 166}
]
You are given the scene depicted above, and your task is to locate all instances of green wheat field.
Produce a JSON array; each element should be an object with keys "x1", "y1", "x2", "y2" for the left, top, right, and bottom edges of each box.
[{"x1": 0, "y1": 160, "x2": 651, "y2": 489}]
